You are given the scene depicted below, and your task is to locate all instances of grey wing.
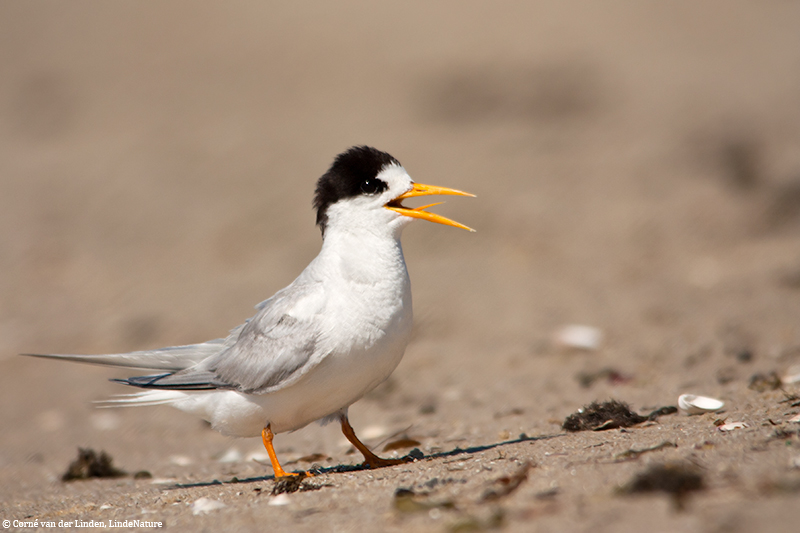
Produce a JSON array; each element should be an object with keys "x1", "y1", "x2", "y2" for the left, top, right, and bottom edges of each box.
[
  {"x1": 118, "y1": 283, "x2": 327, "y2": 394},
  {"x1": 208, "y1": 311, "x2": 321, "y2": 393}
]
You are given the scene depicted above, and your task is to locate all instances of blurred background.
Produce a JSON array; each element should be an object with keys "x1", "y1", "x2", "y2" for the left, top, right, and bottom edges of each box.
[{"x1": 1, "y1": 0, "x2": 800, "y2": 515}]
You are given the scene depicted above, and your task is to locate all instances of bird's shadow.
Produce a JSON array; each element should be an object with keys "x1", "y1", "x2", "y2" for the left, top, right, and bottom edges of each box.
[{"x1": 167, "y1": 432, "x2": 563, "y2": 490}]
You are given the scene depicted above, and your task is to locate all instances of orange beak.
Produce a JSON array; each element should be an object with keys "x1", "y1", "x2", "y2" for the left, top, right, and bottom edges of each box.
[{"x1": 385, "y1": 183, "x2": 475, "y2": 232}]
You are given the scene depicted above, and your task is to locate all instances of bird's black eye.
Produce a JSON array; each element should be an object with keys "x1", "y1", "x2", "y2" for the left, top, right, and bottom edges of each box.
[{"x1": 361, "y1": 179, "x2": 380, "y2": 194}]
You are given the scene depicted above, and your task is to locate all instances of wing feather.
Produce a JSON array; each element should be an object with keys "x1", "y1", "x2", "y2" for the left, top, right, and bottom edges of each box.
[
  {"x1": 111, "y1": 277, "x2": 328, "y2": 394},
  {"x1": 24, "y1": 273, "x2": 328, "y2": 395},
  {"x1": 200, "y1": 281, "x2": 327, "y2": 393}
]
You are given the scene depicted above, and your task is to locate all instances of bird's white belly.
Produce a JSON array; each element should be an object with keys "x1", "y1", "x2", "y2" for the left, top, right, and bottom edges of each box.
[
  {"x1": 174, "y1": 306, "x2": 411, "y2": 437},
  {"x1": 258, "y1": 327, "x2": 409, "y2": 433}
]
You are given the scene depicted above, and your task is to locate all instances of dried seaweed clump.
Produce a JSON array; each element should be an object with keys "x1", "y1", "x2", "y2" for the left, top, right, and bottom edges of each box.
[
  {"x1": 62, "y1": 448, "x2": 126, "y2": 481},
  {"x1": 563, "y1": 400, "x2": 647, "y2": 432}
]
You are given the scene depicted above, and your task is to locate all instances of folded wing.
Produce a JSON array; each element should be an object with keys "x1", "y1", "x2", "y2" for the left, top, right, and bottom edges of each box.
[{"x1": 28, "y1": 278, "x2": 329, "y2": 396}]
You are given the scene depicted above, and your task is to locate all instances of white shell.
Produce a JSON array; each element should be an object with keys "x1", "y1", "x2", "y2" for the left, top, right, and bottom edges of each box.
[
  {"x1": 217, "y1": 447, "x2": 243, "y2": 463},
  {"x1": 789, "y1": 413, "x2": 800, "y2": 423},
  {"x1": 554, "y1": 325, "x2": 603, "y2": 350},
  {"x1": 269, "y1": 494, "x2": 291, "y2": 506},
  {"x1": 678, "y1": 394, "x2": 725, "y2": 414},
  {"x1": 148, "y1": 478, "x2": 178, "y2": 485},
  {"x1": 89, "y1": 412, "x2": 121, "y2": 431},
  {"x1": 718, "y1": 421, "x2": 748, "y2": 431},
  {"x1": 246, "y1": 450, "x2": 270, "y2": 463},
  {"x1": 168, "y1": 454, "x2": 193, "y2": 466},
  {"x1": 783, "y1": 365, "x2": 800, "y2": 384},
  {"x1": 361, "y1": 425, "x2": 388, "y2": 440},
  {"x1": 191, "y1": 498, "x2": 226, "y2": 515}
]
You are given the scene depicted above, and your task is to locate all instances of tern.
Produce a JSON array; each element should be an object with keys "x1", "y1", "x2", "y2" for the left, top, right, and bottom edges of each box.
[{"x1": 25, "y1": 146, "x2": 474, "y2": 477}]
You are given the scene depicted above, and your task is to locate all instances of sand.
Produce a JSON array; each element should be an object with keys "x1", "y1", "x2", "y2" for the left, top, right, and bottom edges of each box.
[{"x1": 1, "y1": 1, "x2": 800, "y2": 531}]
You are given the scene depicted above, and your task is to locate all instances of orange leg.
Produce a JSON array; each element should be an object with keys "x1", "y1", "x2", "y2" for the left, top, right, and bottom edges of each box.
[
  {"x1": 261, "y1": 425, "x2": 309, "y2": 478},
  {"x1": 340, "y1": 414, "x2": 410, "y2": 469}
]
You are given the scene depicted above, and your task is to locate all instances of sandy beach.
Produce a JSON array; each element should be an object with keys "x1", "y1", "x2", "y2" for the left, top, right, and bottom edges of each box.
[{"x1": 1, "y1": 2, "x2": 800, "y2": 531}]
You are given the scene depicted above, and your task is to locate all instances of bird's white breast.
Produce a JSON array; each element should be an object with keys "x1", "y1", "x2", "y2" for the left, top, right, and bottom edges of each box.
[
  {"x1": 261, "y1": 226, "x2": 414, "y2": 431},
  {"x1": 179, "y1": 226, "x2": 414, "y2": 437}
]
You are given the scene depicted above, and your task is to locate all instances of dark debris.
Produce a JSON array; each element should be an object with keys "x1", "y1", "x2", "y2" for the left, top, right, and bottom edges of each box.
[
  {"x1": 480, "y1": 462, "x2": 532, "y2": 502},
  {"x1": 407, "y1": 448, "x2": 425, "y2": 461},
  {"x1": 765, "y1": 180, "x2": 800, "y2": 230},
  {"x1": 271, "y1": 474, "x2": 326, "y2": 495},
  {"x1": 748, "y1": 372, "x2": 782, "y2": 392},
  {"x1": 419, "y1": 402, "x2": 437, "y2": 415},
  {"x1": 778, "y1": 393, "x2": 800, "y2": 407},
  {"x1": 646, "y1": 406, "x2": 678, "y2": 420},
  {"x1": 383, "y1": 437, "x2": 422, "y2": 452},
  {"x1": 419, "y1": 477, "x2": 468, "y2": 490},
  {"x1": 448, "y1": 509, "x2": 505, "y2": 532},
  {"x1": 720, "y1": 137, "x2": 761, "y2": 191},
  {"x1": 758, "y1": 476, "x2": 800, "y2": 495},
  {"x1": 393, "y1": 488, "x2": 455, "y2": 513},
  {"x1": 563, "y1": 400, "x2": 675, "y2": 432},
  {"x1": 534, "y1": 488, "x2": 559, "y2": 500},
  {"x1": 614, "y1": 441, "x2": 677, "y2": 462},
  {"x1": 62, "y1": 448, "x2": 126, "y2": 482},
  {"x1": 564, "y1": 400, "x2": 644, "y2": 431},
  {"x1": 620, "y1": 462, "x2": 705, "y2": 510},
  {"x1": 769, "y1": 428, "x2": 797, "y2": 441},
  {"x1": 716, "y1": 366, "x2": 738, "y2": 384},
  {"x1": 576, "y1": 368, "x2": 632, "y2": 388}
]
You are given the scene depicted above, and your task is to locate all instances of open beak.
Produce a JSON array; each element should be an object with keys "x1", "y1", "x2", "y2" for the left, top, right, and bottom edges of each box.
[{"x1": 385, "y1": 183, "x2": 476, "y2": 232}]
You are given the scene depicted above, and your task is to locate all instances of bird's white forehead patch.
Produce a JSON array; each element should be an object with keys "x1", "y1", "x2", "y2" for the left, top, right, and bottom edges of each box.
[{"x1": 376, "y1": 164, "x2": 412, "y2": 194}]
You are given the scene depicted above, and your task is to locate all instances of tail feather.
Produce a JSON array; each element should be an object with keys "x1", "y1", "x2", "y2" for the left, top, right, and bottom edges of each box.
[
  {"x1": 97, "y1": 390, "x2": 187, "y2": 408},
  {"x1": 21, "y1": 339, "x2": 228, "y2": 371}
]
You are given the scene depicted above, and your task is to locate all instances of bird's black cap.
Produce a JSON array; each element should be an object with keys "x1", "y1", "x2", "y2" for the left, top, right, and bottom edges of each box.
[{"x1": 313, "y1": 146, "x2": 401, "y2": 234}]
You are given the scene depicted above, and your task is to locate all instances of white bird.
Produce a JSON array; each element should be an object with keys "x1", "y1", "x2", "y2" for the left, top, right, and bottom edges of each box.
[{"x1": 25, "y1": 146, "x2": 474, "y2": 478}]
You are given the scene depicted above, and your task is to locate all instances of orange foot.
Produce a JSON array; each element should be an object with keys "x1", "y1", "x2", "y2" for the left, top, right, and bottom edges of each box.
[
  {"x1": 261, "y1": 425, "x2": 315, "y2": 478},
  {"x1": 362, "y1": 455, "x2": 414, "y2": 469},
  {"x1": 340, "y1": 414, "x2": 418, "y2": 470},
  {"x1": 275, "y1": 470, "x2": 315, "y2": 478}
]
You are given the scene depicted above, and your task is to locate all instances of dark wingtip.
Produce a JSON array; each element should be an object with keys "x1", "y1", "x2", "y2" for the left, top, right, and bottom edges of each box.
[
  {"x1": 111, "y1": 373, "x2": 220, "y2": 390},
  {"x1": 111, "y1": 373, "x2": 173, "y2": 388}
]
